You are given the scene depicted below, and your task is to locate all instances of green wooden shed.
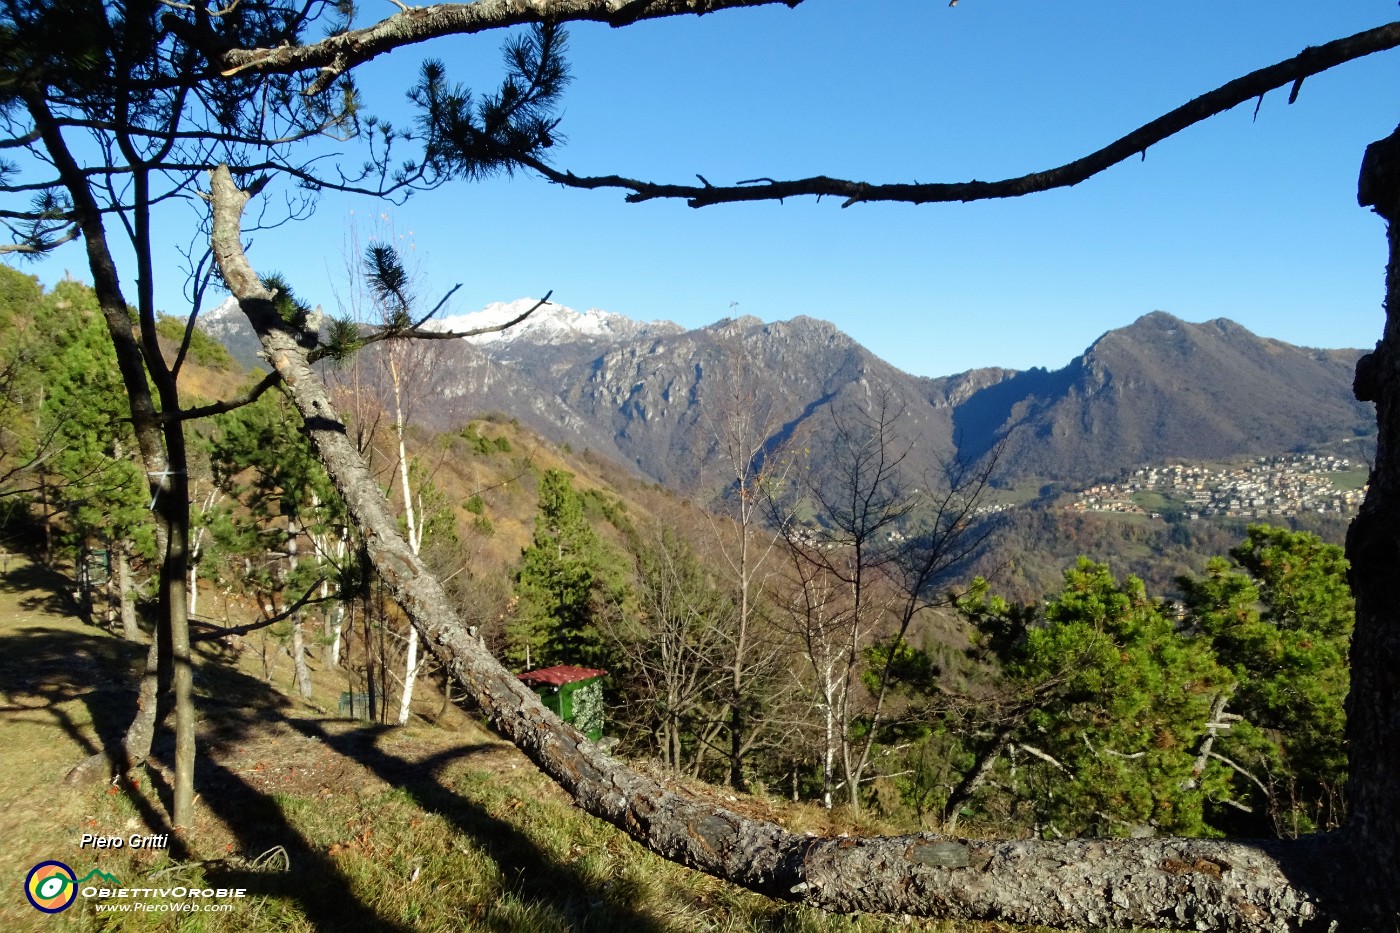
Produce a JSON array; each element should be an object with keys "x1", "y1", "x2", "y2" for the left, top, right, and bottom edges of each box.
[{"x1": 519, "y1": 665, "x2": 607, "y2": 741}]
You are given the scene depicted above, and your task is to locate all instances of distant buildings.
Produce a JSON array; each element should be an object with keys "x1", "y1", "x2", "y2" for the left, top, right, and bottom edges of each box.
[{"x1": 1068, "y1": 454, "x2": 1366, "y2": 520}]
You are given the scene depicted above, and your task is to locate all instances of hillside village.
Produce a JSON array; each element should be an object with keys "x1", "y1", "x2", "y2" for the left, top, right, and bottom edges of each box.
[{"x1": 1069, "y1": 453, "x2": 1367, "y2": 520}]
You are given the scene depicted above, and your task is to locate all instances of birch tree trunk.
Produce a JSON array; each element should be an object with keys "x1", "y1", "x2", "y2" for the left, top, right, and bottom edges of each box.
[
  {"x1": 390, "y1": 350, "x2": 425, "y2": 726},
  {"x1": 287, "y1": 514, "x2": 313, "y2": 700},
  {"x1": 329, "y1": 530, "x2": 347, "y2": 667}
]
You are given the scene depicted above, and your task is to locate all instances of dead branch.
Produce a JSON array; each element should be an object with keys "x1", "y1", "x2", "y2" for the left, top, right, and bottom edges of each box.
[{"x1": 519, "y1": 21, "x2": 1400, "y2": 208}]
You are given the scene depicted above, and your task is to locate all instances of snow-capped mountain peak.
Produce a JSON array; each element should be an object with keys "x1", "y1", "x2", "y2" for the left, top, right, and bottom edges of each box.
[{"x1": 433, "y1": 298, "x2": 682, "y2": 347}]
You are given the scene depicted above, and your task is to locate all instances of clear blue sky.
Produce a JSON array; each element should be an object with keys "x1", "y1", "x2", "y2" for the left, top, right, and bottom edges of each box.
[{"x1": 24, "y1": 1, "x2": 1400, "y2": 378}]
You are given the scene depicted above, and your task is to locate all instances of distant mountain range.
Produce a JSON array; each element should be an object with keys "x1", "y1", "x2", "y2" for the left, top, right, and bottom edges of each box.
[{"x1": 199, "y1": 299, "x2": 1374, "y2": 493}]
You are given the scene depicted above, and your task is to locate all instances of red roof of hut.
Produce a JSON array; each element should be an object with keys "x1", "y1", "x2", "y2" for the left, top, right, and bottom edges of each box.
[{"x1": 518, "y1": 665, "x2": 607, "y2": 687}]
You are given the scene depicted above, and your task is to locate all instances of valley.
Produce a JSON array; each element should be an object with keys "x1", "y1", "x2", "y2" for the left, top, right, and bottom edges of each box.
[{"x1": 0, "y1": 268, "x2": 1368, "y2": 928}]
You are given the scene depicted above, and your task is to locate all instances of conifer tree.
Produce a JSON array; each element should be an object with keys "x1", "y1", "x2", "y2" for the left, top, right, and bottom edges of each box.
[
  {"x1": 956, "y1": 561, "x2": 1237, "y2": 838},
  {"x1": 209, "y1": 380, "x2": 341, "y2": 698},
  {"x1": 508, "y1": 468, "x2": 623, "y2": 670},
  {"x1": 0, "y1": 270, "x2": 153, "y2": 634},
  {"x1": 1179, "y1": 526, "x2": 1352, "y2": 835}
]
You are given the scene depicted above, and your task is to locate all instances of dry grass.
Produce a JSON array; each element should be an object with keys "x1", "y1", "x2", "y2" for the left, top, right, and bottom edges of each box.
[{"x1": 0, "y1": 554, "x2": 984, "y2": 933}]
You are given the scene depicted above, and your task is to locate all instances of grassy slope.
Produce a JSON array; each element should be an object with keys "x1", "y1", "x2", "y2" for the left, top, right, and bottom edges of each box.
[{"x1": 0, "y1": 555, "x2": 967, "y2": 933}]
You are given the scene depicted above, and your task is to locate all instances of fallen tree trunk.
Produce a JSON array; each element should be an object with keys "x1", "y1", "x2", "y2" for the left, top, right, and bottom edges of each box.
[{"x1": 209, "y1": 164, "x2": 1347, "y2": 931}]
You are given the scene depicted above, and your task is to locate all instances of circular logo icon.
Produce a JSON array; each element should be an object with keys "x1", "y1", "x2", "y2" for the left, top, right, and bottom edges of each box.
[{"x1": 25, "y1": 861, "x2": 77, "y2": 913}]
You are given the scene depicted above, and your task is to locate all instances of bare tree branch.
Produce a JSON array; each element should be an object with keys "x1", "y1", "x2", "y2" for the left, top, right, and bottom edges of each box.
[
  {"x1": 1210, "y1": 750, "x2": 1274, "y2": 799},
  {"x1": 178, "y1": 370, "x2": 284, "y2": 421},
  {"x1": 189, "y1": 577, "x2": 332, "y2": 641},
  {"x1": 411, "y1": 290, "x2": 551, "y2": 338},
  {"x1": 519, "y1": 20, "x2": 1400, "y2": 207},
  {"x1": 0, "y1": 128, "x2": 41, "y2": 149},
  {"x1": 318, "y1": 291, "x2": 553, "y2": 360},
  {"x1": 182, "y1": 0, "x2": 807, "y2": 89}
]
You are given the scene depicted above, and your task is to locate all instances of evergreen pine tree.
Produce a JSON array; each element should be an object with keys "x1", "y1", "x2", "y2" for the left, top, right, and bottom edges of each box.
[
  {"x1": 1179, "y1": 525, "x2": 1352, "y2": 834},
  {"x1": 507, "y1": 469, "x2": 623, "y2": 670}
]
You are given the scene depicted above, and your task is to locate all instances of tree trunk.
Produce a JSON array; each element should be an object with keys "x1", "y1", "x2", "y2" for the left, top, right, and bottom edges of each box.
[
  {"x1": 38, "y1": 465, "x2": 52, "y2": 568},
  {"x1": 821, "y1": 689, "x2": 835, "y2": 810},
  {"x1": 1345, "y1": 123, "x2": 1400, "y2": 926},
  {"x1": 398, "y1": 626, "x2": 420, "y2": 724},
  {"x1": 329, "y1": 604, "x2": 344, "y2": 667},
  {"x1": 727, "y1": 698, "x2": 746, "y2": 792},
  {"x1": 324, "y1": 525, "x2": 347, "y2": 667},
  {"x1": 291, "y1": 619, "x2": 313, "y2": 699},
  {"x1": 65, "y1": 639, "x2": 163, "y2": 786},
  {"x1": 287, "y1": 514, "x2": 313, "y2": 700},
  {"x1": 211, "y1": 164, "x2": 1366, "y2": 930},
  {"x1": 188, "y1": 534, "x2": 199, "y2": 619},
  {"x1": 31, "y1": 98, "x2": 194, "y2": 828},
  {"x1": 943, "y1": 726, "x2": 1014, "y2": 832},
  {"x1": 391, "y1": 351, "x2": 423, "y2": 726},
  {"x1": 116, "y1": 543, "x2": 140, "y2": 642}
]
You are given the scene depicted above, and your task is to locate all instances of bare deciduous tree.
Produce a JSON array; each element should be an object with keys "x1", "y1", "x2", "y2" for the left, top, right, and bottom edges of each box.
[
  {"x1": 701, "y1": 340, "x2": 800, "y2": 790},
  {"x1": 773, "y1": 394, "x2": 998, "y2": 810}
]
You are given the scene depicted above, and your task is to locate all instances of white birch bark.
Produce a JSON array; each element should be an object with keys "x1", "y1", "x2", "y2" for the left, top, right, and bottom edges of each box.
[{"x1": 390, "y1": 349, "x2": 426, "y2": 726}]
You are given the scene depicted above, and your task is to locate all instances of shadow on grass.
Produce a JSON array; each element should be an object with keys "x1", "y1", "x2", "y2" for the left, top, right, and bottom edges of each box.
[
  {"x1": 167, "y1": 756, "x2": 417, "y2": 933},
  {"x1": 0, "y1": 622, "x2": 189, "y2": 858},
  {"x1": 0, "y1": 559, "x2": 81, "y2": 617},
  {"x1": 0, "y1": 620, "x2": 403, "y2": 928},
  {"x1": 0, "y1": 625, "x2": 143, "y2": 757},
  {"x1": 1, "y1": 596, "x2": 665, "y2": 931},
  {"x1": 289, "y1": 718, "x2": 671, "y2": 933}
]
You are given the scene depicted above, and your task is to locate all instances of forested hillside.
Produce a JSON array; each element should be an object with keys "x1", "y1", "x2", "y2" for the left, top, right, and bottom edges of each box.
[
  {"x1": 199, "y1": 301, "x2": 1374, "y2": 498},
  {"x1": 1, "y1": 266, "x2": 1353, "y2": 853}
]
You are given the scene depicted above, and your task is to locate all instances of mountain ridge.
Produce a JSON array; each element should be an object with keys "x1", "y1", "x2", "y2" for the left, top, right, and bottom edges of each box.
[{"x1": 198, "y1": 301, "x2": 1374, "y2": 493}]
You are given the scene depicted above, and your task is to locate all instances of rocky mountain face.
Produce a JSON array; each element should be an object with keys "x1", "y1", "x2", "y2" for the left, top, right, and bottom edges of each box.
[
  {"x1": 199, "y1": 296, "x2": 267, "y2": 371},
  {"x1": 200, "y1": 299, "x2": 1373, "y2": 492},
  {"x1": 941, "y1": 311, "x2": 1371, "y2": 483}
]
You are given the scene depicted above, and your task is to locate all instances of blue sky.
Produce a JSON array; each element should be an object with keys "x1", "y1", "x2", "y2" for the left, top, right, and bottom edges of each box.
[{"x1": 21, "y1": 1, "x2": 1400, "y2": 378}]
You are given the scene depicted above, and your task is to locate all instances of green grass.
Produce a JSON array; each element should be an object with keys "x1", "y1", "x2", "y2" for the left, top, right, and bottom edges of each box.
[
  {"x1": 1328, "y1": 469, "x2": 1370, "y2": 492},
  {"x1": 0, "y1": 556, "x2": 976, "y2": 932},
  {"x1": 1128, "y1": 491, "x2": 1183, "y2": 515}
]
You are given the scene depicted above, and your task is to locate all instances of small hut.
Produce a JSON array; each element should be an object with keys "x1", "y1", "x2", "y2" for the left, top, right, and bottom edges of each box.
[{"x1": 519, "y1": 665, "x2": 607, "y2": 741}]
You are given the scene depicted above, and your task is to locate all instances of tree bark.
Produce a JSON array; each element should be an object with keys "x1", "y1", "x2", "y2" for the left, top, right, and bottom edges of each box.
[
  {"x1": 287, "y1": 514, "x2": 314, "y2": 700},
  {"x1": 390, "y1": 350, "x2": 424, "y2": 726},
  {"x1": 208, "y1": 163, "x2": 1368, "y2": 930},
  {"x1": 1345, "y1": 122, "x2": 1400, "y2": 927},
  {"x1": 207, "y1": 0, "x2": 808, "y2": 81},
  {"x1": 942, "y1": 725, "x2": 1014, "y2": 832},
  {"x1": 30, "y1": 96, "x2": 194, "y2": 822},
  {"x1": 116, "y1": 543, "x2": 140, "y2": 642}
]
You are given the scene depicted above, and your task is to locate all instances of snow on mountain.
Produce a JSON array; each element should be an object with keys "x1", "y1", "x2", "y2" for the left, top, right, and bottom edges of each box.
[
  {"x1": 433, "y1": 298, "x2": 683, "y2": 348},
  {"x1": 199, "y1": 295, "x2": 243, "y2": 337}
]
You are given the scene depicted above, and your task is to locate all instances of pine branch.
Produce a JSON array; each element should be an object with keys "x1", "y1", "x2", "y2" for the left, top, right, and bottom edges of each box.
[
  {"x1": 521, "y1": 21, "x2": 1400, "y2": 208},
  {"x1": 193, "y1": 1, "x2": 806, "y2": 86}
]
